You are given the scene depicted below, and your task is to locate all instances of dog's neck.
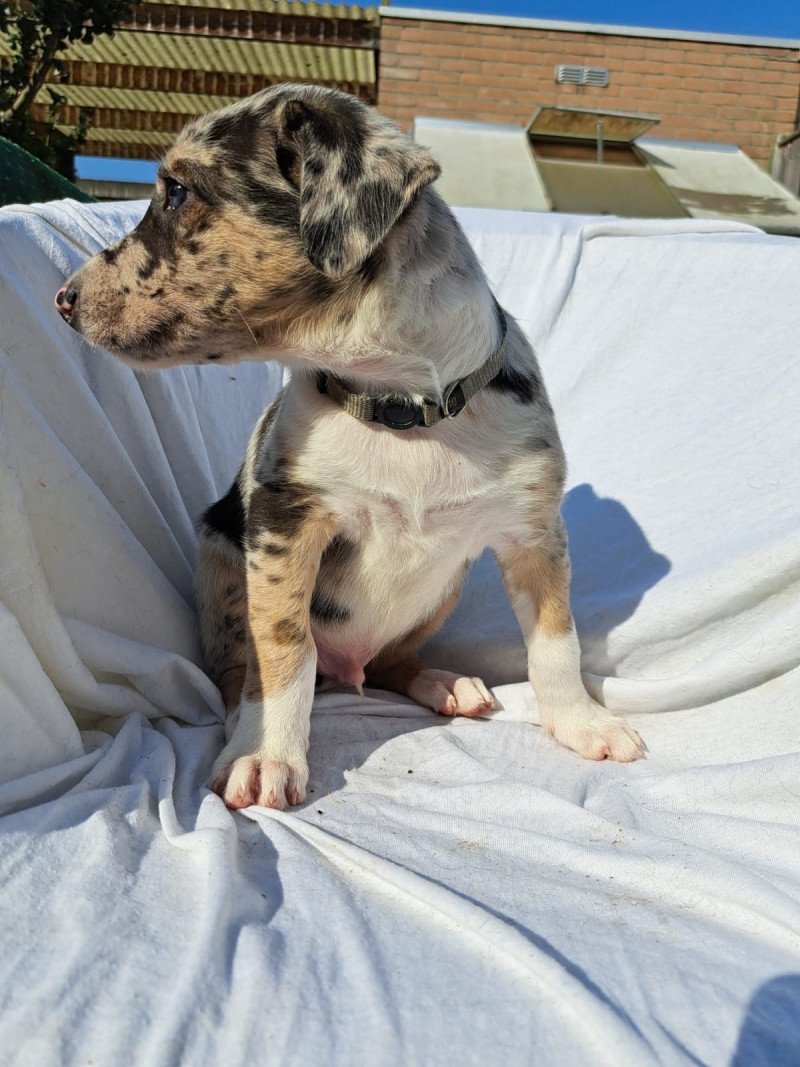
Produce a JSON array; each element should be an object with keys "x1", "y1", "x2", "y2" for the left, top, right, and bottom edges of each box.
[{"x1": 288, "y1": 191, "x2": 503, "y2": 401}]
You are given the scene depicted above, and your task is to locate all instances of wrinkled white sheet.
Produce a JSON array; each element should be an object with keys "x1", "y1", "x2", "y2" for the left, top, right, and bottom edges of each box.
[{"x1": 1, "y1": 199, "x2": 800, "y2": 1067}]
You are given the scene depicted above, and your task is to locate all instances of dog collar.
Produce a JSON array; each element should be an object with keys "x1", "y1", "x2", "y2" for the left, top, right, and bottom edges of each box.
[{"x1": 316, "y1": 304, "x2": 508, "y2": 431}]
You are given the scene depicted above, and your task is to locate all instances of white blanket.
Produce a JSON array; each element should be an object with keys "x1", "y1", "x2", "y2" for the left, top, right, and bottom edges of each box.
[{"x1": 1, "y1": 199, "x2": 800, "y2": 1066}]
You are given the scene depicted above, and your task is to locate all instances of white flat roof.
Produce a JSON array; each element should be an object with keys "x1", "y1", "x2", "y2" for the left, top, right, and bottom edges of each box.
[
  {"x1": 414, "y1": 115, "x2": 800, "y2": 234},
  {"x1": 380, "y1": 7, "x2": 800, "y2": 50}
]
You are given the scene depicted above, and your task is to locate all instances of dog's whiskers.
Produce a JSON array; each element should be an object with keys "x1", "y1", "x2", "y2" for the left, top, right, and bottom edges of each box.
[{"x1": 233, "y1": 305, "x2": 259, "y2": 349}]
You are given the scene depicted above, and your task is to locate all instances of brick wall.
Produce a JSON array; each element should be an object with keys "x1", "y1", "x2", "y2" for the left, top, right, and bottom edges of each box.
[{"x1": 378, "y1": 14, "x2": 800, "y2": 167}]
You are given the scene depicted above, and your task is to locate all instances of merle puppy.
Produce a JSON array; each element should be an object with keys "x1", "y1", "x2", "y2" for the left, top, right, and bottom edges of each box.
[{"x1": 56, "y1": 84, "x2": 643, "y2": 809}]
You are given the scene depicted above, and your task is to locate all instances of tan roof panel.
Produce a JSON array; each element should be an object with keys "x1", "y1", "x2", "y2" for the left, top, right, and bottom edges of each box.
[
  {"x1": 154, "y1": 0, "x2": 378, "y2": 16},
  {"x1": 61, "y1": 126, "x2": 177, "y2": 149},
  {"x1": 38, "y1": 85, "x2": 237, "y2": 116},
  {"x1": 58, "y1": 31, "x2": 375, "y2": 83},
  {"x1": 527, "y1": 105, "x2": 660, "y2": 143}
]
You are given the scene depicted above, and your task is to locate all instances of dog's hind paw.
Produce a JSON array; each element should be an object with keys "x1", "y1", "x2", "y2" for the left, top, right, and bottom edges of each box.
[{"x1": 409, "y1": 669, "x2": 496, "y2": 719}]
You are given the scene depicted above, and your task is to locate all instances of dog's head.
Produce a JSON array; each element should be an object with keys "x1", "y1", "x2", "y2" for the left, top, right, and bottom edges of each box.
[{"x1": 56, "y1": 85, "x2": 440, "y2": 367}]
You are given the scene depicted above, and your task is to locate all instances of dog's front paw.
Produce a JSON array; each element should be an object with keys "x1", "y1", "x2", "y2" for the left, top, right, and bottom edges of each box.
[
  {"x1": 211, "y1": 747, "x2": 309, "y2": 810},
  {"x1": 544, "y1": 703, "x2": 644, "y2": 763}
]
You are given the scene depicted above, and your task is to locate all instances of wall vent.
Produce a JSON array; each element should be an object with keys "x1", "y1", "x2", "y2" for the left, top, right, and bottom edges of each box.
[{"x1": 555, "y1": 64, "x2": 610, "y2": 87}]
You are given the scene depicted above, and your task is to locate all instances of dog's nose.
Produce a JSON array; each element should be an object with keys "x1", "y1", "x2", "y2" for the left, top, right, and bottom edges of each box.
[{"x1": 55, "y1": 284, "x2": 78, "y2": 321}]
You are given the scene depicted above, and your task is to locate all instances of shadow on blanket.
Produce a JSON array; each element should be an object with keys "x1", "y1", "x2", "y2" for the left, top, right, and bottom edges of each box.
[
  {"x1": 564, "y1": 484, "x2": 671, "y2": 677},
  {"x1": 732, "y1": 974, "x2": 800, "y2": 1066}
]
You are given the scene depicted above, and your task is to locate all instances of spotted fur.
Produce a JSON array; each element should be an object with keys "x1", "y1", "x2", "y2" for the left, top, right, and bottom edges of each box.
[{"x1": 59, "y1": 84, "x2": 644, "y2": 810}]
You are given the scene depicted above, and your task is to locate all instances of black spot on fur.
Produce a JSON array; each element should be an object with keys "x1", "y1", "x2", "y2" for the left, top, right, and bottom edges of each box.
[
  {"x1": 275, "y1": 141, "x2": 302, "y2": 188},
  {"x1": 203, "y1": 108, "x2": 258, "y2": 157},
  {"x1": 203, "y1": 479, "x2": 245, "y2": 550},
  {"x1": 137, "y1": 256, "x2": 157, "y2": 281},
  {"x1": 321, "y1": 535, "x2": 357, "y2": 570},
  {"x1": 102, "y1": 246, "x2": 119, "y2": 265},
  {"x1": 248, "y1": 476, "x2": 314, "y2": 546},
  {"x1": 305, "y1": 155, "x2": 324, "y2": 178},
  {"x1": 355, "y1": 181, "x2": 403, "y2": 246},
  {"x1": 527, "y1": 435, "x2": 552, "y2": 450},
  {"x1": 152, "y1": 287, "x2": 164, "y2": 299},
  {"x1": 237, "y1": 173, "x2": 299, "y2": 231},
  {"x1": 302, "y1": 206, "x2": 345, "y2": 272},
  {"x1": 212, "y1": 285, "x2": 236, "y2": 314},
  {"x1": 273, "y1": 618, "x2": 305, "y2": 645},
  {"x1": 339, "y1": 146, "x2": 363, "y2": 187},
  {"x1": 137, "y1": 311, "x2": 186, "y2": 350},
  {"x1": 358, "y1": 247, "x2": 385, "y2": 286},
  {"x1": 187, "y1": 239, "x2": 201, "y2": 255},
  {"x1": 313, "y1": 536, "x2": 358, "y2": 620},
  {"x1": 307, "y1": 270, "x2": 337, "y2": 301},
  {"x1": 207, "y1": 352, "x2": 223, "y2": 361},
  {"x1": 121, "y1": 285, "x2": 130, "y2": 295},
  {"x1": 132, "y1": 199, "x2": 179, "y2": 280},
  {"x1": 487, "y1": 367, "x2": 540, "y2": 405},
  {"x1": 262, "y1": 542, "x2": 290, "y2": 556},
  {"x1": 283, "y1": 99, "x2": 312, "y2": 136},
  {"x1": 310, "y1": 590, "x2": 350, "y2": 624}
]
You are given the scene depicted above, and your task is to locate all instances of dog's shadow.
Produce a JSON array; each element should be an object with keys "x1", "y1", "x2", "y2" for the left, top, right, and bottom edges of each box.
[{"x1": 564, "y1": 482, "x2": 671, "y2": 677}]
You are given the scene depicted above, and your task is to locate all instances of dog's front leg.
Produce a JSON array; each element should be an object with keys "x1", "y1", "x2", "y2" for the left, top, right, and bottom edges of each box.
[
  {"x1": 210, "y1": 492, "x2": 337, "y2": 810},
  {"x1": 496, "y1": 521, "x2": 644, "y2": 762}
]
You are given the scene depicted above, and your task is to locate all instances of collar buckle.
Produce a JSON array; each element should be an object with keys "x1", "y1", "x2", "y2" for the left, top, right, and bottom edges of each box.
[
  {"x1": 442, "y1": 381, "x2": 467, "y2": 419},
  {"x1": 372, "y1": 397, "x2": 426, "y2": 430}
]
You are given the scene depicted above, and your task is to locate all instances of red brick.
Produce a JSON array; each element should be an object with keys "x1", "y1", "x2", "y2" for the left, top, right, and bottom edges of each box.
[{"x1": 378, "y1": 15, "x2": 800, "y2": 166}]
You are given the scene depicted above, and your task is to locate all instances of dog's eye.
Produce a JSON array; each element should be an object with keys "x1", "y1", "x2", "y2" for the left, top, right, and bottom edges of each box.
[{"x1": 165, "y1": 180, "x2": 188, "y2": 211}]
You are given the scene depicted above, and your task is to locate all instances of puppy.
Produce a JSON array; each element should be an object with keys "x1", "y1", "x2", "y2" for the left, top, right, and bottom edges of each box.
[{"x1": 56, "y1": 84, "x2": 644, "y2": 809}]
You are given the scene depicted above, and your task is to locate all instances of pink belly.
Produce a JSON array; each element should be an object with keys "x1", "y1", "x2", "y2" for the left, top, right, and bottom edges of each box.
[{"x1": 314, "y1": 639, "x2": 376, "y2": 687}]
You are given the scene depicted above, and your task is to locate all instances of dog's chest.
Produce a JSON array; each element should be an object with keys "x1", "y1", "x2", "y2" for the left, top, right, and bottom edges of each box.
[{"x1": 302, "y1": 417, "x2": 506, "y2": 555}]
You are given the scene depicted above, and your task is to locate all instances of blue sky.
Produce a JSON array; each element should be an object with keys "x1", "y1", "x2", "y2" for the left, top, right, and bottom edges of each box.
[
  {"x1": 393, "y1": 0, "x2": 800, "y2": 37},
  {"x1": 76, "y1": 0, "x2": 800, "y2": 182}
]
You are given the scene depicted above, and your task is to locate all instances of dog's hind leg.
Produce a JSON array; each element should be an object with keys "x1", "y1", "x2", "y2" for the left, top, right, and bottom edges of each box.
[
  {"x1": 365, "y1": 582, "x2": 495, "y2": 717},
  {"x1": 367, "y1": 658, "x2": 495, "y2": 718},
  {"x1": 195, "y1": 490, "x2": 248, "y2": 719}
]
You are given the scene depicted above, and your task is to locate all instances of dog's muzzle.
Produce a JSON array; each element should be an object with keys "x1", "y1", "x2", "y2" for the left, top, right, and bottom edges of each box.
[{"x1": 55, "y1": 285, "x2": 78, "y2": 326}]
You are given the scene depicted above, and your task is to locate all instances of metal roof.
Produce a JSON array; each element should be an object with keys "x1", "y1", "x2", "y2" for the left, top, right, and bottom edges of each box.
[
  {"x1": 158, "y1": 0, "x2": 376, "y2": 15},
  {"x1": 59, "y1": 32, "x2": 375, "y2": 83},
  {"x1": 2, "y1": 0, "x2": 379, "y2": 160}
]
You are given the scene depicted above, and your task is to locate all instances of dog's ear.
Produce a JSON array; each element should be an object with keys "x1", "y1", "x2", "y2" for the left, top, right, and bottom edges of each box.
[{"x1": 277, "y1": 94, "x2": 441, "y2": 279}]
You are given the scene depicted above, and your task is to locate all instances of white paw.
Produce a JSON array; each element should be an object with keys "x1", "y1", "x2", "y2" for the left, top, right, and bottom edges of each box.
[
  {"x1": 211, "y1": 745, "x2": 309, "y2": 810},
  {"x1": 545, "y1": 707, "x2": 644, "y2": 763},
  {"x1": 408, "y1": 669, "x2": 495, "y2": 718}
]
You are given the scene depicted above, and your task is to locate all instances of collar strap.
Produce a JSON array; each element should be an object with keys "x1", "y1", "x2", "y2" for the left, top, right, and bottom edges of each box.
[{"x1": 316, "y1": 304, "x2": 508, "y2": 431}]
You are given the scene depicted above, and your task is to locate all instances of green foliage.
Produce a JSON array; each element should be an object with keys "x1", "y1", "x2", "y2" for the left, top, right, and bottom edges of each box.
[{"x1": 0, "y1": 0, "x2": 138, "y2": 178}]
